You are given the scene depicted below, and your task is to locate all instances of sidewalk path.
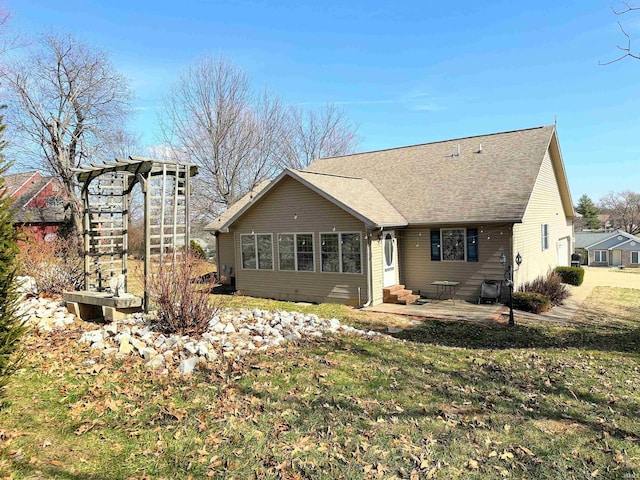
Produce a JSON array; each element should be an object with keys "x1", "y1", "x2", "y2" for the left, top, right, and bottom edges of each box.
[{"x1": 519, "y1": 267, "x2": 640, "y2": 323}]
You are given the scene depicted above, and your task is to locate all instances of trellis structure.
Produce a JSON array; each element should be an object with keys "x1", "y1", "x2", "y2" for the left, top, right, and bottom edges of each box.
[{"x1": 73, "y1": 157, "x2": 198, "y2": 311}]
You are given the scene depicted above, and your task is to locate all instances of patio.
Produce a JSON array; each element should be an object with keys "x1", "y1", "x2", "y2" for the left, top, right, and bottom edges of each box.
[
  {"x1": 365, "y1": 299, "x2": 506, "y2": 323},
  {"x1": 366, "y1": 267, "x2": 640, "y2": 326}
]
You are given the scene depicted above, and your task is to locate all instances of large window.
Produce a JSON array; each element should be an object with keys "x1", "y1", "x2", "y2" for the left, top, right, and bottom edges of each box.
[
  {"x1": 321, "y1": 232, "x2": 362, "y2": 274},
  {"x1": 441, "y1": 229, "x2": 465, "y2": 261},
  {"x1": 632, "y1": 251, "x2": 639, "y2": 264},
  {"x1": 278, "y1": 233, "x2": 314, "y2": 271},
  {"x1": 241, "y1": 234, "x2": 273, "y2": 270},
  {"x1": 430, "y1": 228, "x2": 479, "y2": 262},
  {"x1": 541, "y1": 224, "x2": 549, "y2": 251},
  {"x1": 594, "y1": 250, "x2": 608, "y2": 263}
]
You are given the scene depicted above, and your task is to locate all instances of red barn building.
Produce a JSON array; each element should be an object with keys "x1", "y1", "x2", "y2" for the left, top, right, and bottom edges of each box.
[{"x1": 1, "y1": 171, "x2": 69, "y2": 241}]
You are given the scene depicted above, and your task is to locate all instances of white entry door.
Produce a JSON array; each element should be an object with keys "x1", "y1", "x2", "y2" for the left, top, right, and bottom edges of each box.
[
  {"x1": 612, "y1": 249, "x2": 622, "y2": 266},
  {"x1": 557, "y1": 238, "x2": 569, "y2": 267},
  {"x1": 383, "y1": 231, "x2": 398, "y2": 287}
]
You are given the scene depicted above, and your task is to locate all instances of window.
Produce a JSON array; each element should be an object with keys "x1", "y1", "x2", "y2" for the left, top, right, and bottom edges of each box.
[
  {"x1": 278, "y1": 233, "x2": 314, "y2": 271},
  {"x1": 541, "y1": 224, "x2": 549, "y2": 251},
  {"x1": 441, "y1": 229, "x2": 465, "y2": 261},
  {"x1": 321, "y1": 232, "x2": 362, "y2": 274},
  {"x1": 241, "y1": 234, "x2": 273, "y2": 270},
  {"x1": 430, "y1": 228, "x2": 479, "y2": 262},
  {"x1": 594, "y1": 250, "x2": 608, "y2": 263},
  {"x1": 46, "y1": 196, "x2": 64, "y2": 207},
  {"x1": 632, "y1": 251, "x2": 639, "y2": 264}
]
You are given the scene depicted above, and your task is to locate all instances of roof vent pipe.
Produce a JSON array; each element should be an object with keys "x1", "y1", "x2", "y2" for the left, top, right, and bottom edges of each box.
[{"x1": 478, "y1": 143, "x2": 482, "y2": 154}]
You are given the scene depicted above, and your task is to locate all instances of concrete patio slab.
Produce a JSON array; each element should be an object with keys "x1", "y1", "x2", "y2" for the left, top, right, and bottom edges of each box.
[
  {"x1": 365, "y1": 299, "x2": 505, "y2": 323},
  {"x1": 366, "y1": 267, "x2": 640, "y2": 325}
]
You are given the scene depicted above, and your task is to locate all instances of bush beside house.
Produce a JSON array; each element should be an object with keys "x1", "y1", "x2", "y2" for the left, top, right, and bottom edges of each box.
[
  {"x1": 555, "y1": 266, "x2": 585, "y2": 286},
  {"x1": 512, "y1": 292, "x2": 551, "y2": 314}
]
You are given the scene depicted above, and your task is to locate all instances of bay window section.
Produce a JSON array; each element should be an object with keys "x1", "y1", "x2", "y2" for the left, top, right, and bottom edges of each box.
[
  {"x1": 296, "y1": 234, "x2": 314, "y2": 271},
  {"x1": 278, "y1": 233, "x2": 314, "y2": 271},
  {"x1": 341, "y1": 233, "x2": 362, "y2": 273},
  {"x1": 241, "y1": 234, "x2": 273, "y2": 270},
  {"x1": 321, "y1": 234, "x2": 340, "y2": 272},
  {"x1": 321, "y1": 232, "x2": 362, "y2": 273}
]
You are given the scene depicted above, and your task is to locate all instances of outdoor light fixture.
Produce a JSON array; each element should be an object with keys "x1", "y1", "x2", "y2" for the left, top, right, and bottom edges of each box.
[{"x1": 500, "y1": 251, "x2": 523, "y2": 327}]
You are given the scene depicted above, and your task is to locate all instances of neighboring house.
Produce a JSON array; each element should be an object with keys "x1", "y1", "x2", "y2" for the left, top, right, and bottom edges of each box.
[
  {"x1": 1, "y1": 171, "x2": 69, "y2": 241},
  {"x1": 206, "y1": 126, "x2": 575, "y2": 306},
  {"x1": 575, "y1": 230, "x2": 640, "y2": 267}
]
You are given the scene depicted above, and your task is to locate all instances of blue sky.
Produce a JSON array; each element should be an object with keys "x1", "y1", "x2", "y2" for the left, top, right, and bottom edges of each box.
[{"x1": 8, "y1": 0, "x2": 640, "y2": 202}]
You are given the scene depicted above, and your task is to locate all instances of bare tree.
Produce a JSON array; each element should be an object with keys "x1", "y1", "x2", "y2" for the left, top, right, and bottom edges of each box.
[
  {"x1": 0, "y1": 3, "x2": 19, "y2": 60},
  {"x1": 279, "y1": 103, "x2": 360, "y2": 170},
  {"x1": 599, "y1": 190, "x2": 640, "y2": 234},
  {"x1": 601, "y1": 2, "x2": 640, "y2": 64},
  {"x1": 159, "y1": 55, "x2": 286, "y2": 220},
  {"x1": 3, "y1": 33, "x2": 134, "y2": 235}
]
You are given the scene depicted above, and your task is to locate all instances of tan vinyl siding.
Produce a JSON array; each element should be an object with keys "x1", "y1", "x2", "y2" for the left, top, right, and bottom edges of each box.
[
  {"x1": 216, "y1": 233, "x2": 236, "y2": 284},
  {"x1": 513, "y1": 149, "x2": 573, "y2": 289},
  {"x1": 399, "y1": 225, "x2": 510, "y2": 301},
  {"x1": 231, "y1": 176, "x2": 368, "y2": 305},
  {"x1": 371, "y1": 238, "x2": 383, "y2": 305}
]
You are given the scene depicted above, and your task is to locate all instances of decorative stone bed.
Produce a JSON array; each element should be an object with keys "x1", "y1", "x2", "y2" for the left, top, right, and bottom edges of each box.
[{"x1": 16, "y1": 287, "x2": 385, "y2": 376}]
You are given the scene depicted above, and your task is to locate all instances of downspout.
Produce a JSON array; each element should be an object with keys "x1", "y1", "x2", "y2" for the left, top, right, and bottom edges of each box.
[
  {"x1": 359, "y1": 230, "x2": 374, "y2": 308},
  {"x1": 214, "y1": 231, "x2": 221, "y2": 282}
]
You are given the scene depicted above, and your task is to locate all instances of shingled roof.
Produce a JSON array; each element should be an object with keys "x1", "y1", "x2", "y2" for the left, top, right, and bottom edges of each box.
[
  {"x1": 2, "y1": 173, "x2": 69, "y2": 224},
  {"x1": 206, "y1": 169, "x2": 407, "y2": 232},
  {"x1": 207, "y1": 125, "x2": 572, "y2": 231},
  {"x1": 306, "y1": 125, "x2": 562, "y2": 225},
  {"x1": 1, "y1": 171, "x2": 39, "y2": 197}
]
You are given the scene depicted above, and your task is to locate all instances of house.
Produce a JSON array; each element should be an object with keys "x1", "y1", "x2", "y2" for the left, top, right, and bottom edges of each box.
[
  {"x1": 1, "y1": 171, "x2": 69, "y2": 241},
  {"x1": 575, "y1": 230, "x2": 640, "y2": 267},
  {"x1": 205, "y1": 126, "x2": 575, "y2": 306}
]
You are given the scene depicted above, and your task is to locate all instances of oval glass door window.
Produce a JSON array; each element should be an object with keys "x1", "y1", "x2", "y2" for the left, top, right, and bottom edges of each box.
[{"x1": 384, "y1": 233, "x2": 394, "y2": 267}]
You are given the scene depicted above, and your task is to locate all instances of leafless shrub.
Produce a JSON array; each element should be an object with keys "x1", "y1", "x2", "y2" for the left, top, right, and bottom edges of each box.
[
  {"x1": 17, "y1": 236, "x2": 84, "y2": 294},
  {"x1": 519, "y1": 270, "x2": 569, "y2": 307},
  {"x1": 148, "y1": 254, "x2": 220, "y2": 336}
]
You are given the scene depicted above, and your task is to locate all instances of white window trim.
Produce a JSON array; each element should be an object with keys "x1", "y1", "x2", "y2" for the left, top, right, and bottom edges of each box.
[
  {"x1": 440, "y1": 227, "x2": 467, "y2": 262},
  {"x1": 631, "y1": 251, "x2": 640, "y2": 264},
  {"x1": 240, "y1": 233, "x2": 274, "y2": 271},
  {"x1": 594, "y1": 249, "x2": 608, "y2": 264},
  {"x1": 541, "y1": 224, "x2": 549, "y2": 251},
  {"x1": 320, "y1": 231, "x2": 364, "y2": 275},
  {"x1": 277, "y1": 232, "x2": 315, "y2": 272}
]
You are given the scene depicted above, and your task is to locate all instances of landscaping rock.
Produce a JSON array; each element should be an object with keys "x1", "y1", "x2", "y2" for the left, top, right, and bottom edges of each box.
[
  {"x1": 140, "y1": 347, "x2": 158, "y2": 361},
  {"x1": 146, "y1": 354, "x2": 166, "y2": 369},
  {"x1": 79, "y1": 330, "x2": 103, "y2": 344},
  {"x1": 178, "y1": 357, "x2": 199, "y2": 375}
]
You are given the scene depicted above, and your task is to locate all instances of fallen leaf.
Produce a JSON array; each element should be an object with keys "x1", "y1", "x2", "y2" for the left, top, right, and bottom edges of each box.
[
  {"x1": 465, "y1": 459, "x2": 479, "y2": 470},
  {"x1": 500, "y1": 450, "x2": 514, "y2": 461}
]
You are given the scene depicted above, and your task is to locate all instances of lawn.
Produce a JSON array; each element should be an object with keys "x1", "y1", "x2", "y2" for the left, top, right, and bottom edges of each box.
[{"x1": 0, "y1": 287, "x2": 639, "y2": 479}]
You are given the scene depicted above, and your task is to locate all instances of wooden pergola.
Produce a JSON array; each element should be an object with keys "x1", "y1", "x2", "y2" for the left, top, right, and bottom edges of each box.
[{"x1": 71, "y1": 156, "x2": 198, "y2": 312}]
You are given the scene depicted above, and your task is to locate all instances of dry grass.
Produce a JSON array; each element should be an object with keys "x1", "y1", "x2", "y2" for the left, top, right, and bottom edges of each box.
[{"x1": 1, "y1": 286, "x2": 639, "y2": 478}]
